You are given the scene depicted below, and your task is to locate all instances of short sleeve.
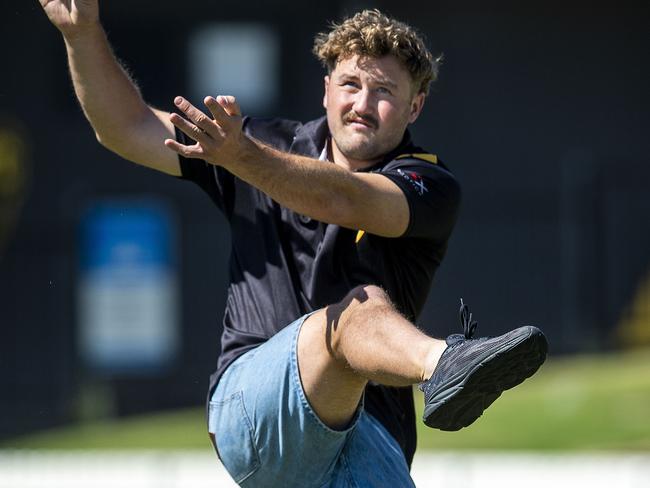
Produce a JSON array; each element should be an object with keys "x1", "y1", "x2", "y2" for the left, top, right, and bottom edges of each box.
[
  {"x1": 174, "y1": 121, "x2": 245, "y2": 215},
  {"x1": 174, "y1": 116, "x2": 302, "y2": 217},
  {"x1": 381, "y1": 157, "x2": 461, "y2": 241}
]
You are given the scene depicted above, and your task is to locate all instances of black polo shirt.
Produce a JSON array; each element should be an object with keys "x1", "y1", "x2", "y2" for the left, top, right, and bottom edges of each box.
[{"x1": 177, "y1": 115, "x2": 461, "y2": 466}]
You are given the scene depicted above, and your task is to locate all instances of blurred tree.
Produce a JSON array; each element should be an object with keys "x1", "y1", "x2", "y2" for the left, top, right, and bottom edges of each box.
[
  {"x1": 616, "y1": 270, "x2": 650, "y2": 348},
  {"x1": 0, "y1": 122, "x2": 30, "y2": 259}
]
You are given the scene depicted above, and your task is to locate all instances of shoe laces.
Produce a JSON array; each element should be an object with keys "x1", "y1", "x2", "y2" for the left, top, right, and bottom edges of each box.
[
  {"x1": 440, "y1": 299, "x2": 481, "y2": 353},
  {"x1": 420, "y1": 299, "x2": 480, "y2": 392},
  {"x1": 459, "y1": 298, "x2": 478, "y2": 339}
]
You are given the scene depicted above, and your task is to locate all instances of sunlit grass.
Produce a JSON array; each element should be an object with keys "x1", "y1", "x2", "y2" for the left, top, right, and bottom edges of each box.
[
  {"x1": 3, "y1": 349, "x2": 650, "y2": 451},
  {"x1": 2, "y1": 408, "x2": 209, "y2": 450},
  {"x1": 415, "y1": 348, "x2": 650, "y2": 450}
]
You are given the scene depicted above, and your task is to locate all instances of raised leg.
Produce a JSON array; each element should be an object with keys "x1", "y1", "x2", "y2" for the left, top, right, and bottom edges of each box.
[{"x1": 297, "y1": 285, "x2": 447, "y2": 429}]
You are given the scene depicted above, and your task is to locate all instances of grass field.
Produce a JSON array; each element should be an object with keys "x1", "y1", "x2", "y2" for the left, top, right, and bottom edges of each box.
[
  {"x1": 3, "y1": 349, "x2": 650, "y2": 451},
  {"x1": 415, "y1": 348, "x2": 650, "y2": 450}
]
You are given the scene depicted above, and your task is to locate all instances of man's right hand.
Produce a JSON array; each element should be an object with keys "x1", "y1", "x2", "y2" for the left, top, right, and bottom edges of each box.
[{"x1": 39, "y1": 0, "x2": 99, "y2": 38}]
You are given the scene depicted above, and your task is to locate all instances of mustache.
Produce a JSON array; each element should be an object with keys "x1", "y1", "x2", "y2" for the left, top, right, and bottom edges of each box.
[{"x1": 343, "y1": 111, "x2": 378, "y2": 129}]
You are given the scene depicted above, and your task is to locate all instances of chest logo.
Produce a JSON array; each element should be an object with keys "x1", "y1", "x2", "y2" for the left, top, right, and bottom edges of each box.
[{"x1": 397, "y1": 169, "x2": 428, "y2": 196}]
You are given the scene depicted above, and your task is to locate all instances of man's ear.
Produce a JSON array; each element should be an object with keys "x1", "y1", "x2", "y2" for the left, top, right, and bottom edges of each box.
[
  {"x1": 323, "y1": 76, "x2": 330, "y2": 110},
  {"x1": 408, "y1": 92, "x2": 426, "y2": 124}
]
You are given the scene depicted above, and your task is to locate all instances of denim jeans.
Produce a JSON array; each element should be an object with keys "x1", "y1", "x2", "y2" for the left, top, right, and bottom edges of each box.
[{"x1": 208, "y1": 314, "x2": 416, "y2": 487}]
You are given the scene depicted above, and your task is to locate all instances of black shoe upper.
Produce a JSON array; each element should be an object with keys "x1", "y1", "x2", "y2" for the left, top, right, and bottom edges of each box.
[{"x1": 419, "y1": 299, "x2": 542, "y2": 401}]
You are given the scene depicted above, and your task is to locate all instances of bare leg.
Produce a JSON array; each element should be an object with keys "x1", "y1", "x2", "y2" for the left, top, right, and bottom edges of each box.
[{"x1": 297, "y1": 285, "x2": 447, "y2": 429}]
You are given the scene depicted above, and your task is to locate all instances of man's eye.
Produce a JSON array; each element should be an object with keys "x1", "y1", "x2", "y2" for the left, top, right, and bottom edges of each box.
[
  {"x1": 377, "y1": 87, "x2": 392, "y2": 95},
  {"x1": 342, "y1": 81, "x2": 359, "y2": 88}
]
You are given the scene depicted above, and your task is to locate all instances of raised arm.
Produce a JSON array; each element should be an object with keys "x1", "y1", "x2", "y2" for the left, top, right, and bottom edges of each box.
[
  {"x1": 165, "y1": 96, "x2": 411, "y2": 237},
  {"x1": 39, "y1": 0, "x2": 180, "y2": 176}
]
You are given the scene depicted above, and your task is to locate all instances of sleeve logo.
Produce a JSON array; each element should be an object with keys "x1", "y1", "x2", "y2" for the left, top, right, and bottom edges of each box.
[{"x1": 397, "y1": 169, "x2": 428, "y2": 196}]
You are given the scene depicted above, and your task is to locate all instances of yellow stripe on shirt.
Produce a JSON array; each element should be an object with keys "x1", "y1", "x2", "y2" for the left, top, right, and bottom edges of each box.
[{"x1": 396, "y1": 153, "x2": 438, "y2": 164}]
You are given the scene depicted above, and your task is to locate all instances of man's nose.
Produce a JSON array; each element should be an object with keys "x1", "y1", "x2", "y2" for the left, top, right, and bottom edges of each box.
[{"x1": 352, "y1": 89, "x2": 374, "y2": 115}]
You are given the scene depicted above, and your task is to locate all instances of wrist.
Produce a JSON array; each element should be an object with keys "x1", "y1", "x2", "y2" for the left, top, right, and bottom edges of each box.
[
  {"x1": 62, "y1": 20, "x2": 104, "y2": 45},
  {"x1": 219, "y1": 133, "x2": 258, "y2": 171}
]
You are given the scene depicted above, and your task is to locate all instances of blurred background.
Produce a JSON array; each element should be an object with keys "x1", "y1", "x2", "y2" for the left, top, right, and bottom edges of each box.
[{"x1": 1, "y1": 0, "x2": 649, "y2": 486}]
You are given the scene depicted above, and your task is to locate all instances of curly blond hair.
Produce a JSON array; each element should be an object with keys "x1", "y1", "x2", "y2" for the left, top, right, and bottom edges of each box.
[{"x1": 313, "y1": 9, "x2": 441, "y2": 96}]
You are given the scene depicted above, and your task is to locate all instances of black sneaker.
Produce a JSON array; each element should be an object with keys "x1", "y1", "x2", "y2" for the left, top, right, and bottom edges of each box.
[{"x1": 419, "y1": 299, "x2": 548, "y2": 431}]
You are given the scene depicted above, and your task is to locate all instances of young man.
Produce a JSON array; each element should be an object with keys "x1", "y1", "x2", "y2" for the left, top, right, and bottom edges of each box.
[{"x1": 40, "y1": 2, "x2": 547, "y2": 486}]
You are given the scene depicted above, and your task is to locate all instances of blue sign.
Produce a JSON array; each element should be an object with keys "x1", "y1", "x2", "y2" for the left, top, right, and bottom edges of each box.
[{"x1": 77, "y1": 199, "x2": 180, "y2": 375}]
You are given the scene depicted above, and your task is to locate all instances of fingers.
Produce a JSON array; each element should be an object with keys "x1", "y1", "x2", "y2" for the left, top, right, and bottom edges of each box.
[
  {"x1": 163, "y1": 138, "x2": 205, "y2": 159},
  {"x1": 219, "y1": 95, "x2": 241, "y2": 116},
  {"x1": 167, "y1": 94, "x2": 243, "y2": 165},
  {"x1": 204, "y1": 95, "x2": 241, "y2": 124},
  {"x1": 169, "y1": 111, "x2": 212, "y2": 145},
  {"x1": 174, "y1": 96, "x2": 219, "y2": 135}
]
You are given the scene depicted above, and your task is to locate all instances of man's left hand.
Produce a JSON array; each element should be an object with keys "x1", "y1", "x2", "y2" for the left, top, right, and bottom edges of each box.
[{"x1": 164, "y1": 95, "x2": 244, "y2": 167}]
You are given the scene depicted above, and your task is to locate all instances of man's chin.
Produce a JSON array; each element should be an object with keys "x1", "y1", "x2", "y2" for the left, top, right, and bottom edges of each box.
[
  {"x1": 339, "y1": 144, "x2": 383, "y2": 162},
  {"x1": 333, "y1": 130, "x2": 395, "y2": 161}
]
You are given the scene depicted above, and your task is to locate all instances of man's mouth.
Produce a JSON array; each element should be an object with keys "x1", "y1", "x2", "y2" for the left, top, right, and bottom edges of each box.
[
  {"x1": 344, "y1": 112, "x2": 377, "y2": 129},
  {"x1": 349, "y1": 119, "x2": 372, "y2": 128}
]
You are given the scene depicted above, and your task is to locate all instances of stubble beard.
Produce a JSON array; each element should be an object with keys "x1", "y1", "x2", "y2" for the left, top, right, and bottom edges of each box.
[
  {"x1": 333, "y1": 124, "x2": 404, "y2": 162},
  {"x1": 333, "y1": 132, "x2": 382, "y2": 161},
  {"x1": 332, "y1": 108, "x2": 409, "y2": 162}
]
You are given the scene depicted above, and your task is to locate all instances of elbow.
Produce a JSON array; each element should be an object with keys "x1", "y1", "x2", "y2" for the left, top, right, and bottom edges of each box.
[
  {"x1": 94, "y1": 130, "x2": 125, "y2": 157},
  {"x1": 94, "y1": 130, "x2": 113, "y2": 150}
]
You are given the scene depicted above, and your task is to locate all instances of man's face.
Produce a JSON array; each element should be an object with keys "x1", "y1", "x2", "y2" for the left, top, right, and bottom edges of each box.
[{"x1": 323, "y1": 54, "x2": 425, "y2": 164}]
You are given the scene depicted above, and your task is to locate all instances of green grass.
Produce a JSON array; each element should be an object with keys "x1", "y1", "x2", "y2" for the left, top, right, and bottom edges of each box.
[
  {"x1": 3, "y1": 349, "x2": 650, "y2": 451},
  {"x1": 415, "y1": 348, "x2": 650, "y2": 450},
  {"x1": 2, "y1": 408, "x2": 209, "y2": 450}
]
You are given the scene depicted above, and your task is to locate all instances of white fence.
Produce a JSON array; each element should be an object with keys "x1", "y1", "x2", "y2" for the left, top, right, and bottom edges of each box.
[{"x1": 1, "y1": 450, "x2": 649, "y2": 487}]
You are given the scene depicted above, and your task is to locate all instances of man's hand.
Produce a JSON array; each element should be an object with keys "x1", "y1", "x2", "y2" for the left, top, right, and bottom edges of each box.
[
  {"x1": 39, "y1": 0, "x2": 99, "y2": 38},
  {"x1": 164, "y1": 96, "x2": 246, "y2": 168}
]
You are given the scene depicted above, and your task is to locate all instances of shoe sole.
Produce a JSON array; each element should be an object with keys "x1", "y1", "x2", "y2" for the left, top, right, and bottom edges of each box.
[{"x1": 422, "y1": 326, "x2": 548, "y2": 431}]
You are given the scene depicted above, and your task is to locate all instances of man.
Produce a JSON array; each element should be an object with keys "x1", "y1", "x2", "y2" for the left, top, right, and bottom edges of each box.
[{"x1": 40, "y1": 2, "x2": 547, "y2": 486}]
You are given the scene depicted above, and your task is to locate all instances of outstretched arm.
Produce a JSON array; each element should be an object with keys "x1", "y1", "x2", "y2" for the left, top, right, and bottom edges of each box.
[
  {"x1": 165, "y1": 96, "x2": 410, "y2": 237},
  {"x1": 39, "y1": 0, "x2": 179, "y2": 175}
]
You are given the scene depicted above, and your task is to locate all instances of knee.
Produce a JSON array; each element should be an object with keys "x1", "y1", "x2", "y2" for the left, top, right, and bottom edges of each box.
[
  {"x1": 341, "y1": 284, "x2": 390, "y2": 309},
  {"x1": 324, "y1": 285, "x2": 392, "y2": 352}
]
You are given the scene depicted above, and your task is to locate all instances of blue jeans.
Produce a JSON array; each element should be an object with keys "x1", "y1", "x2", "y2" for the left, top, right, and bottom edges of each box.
[{"x1": 208, "y1": 314, "x2": 416, "y2": 487}]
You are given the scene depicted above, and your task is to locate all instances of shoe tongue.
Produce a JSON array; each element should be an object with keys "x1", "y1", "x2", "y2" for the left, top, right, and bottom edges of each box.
[{"x1": 446, "y1": 333, "x2": 465, "y2": 346}]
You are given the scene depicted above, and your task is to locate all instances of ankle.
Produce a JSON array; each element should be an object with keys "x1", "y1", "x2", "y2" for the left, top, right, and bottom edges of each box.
[{"x1": 421, "y1": 340, "x2": 448, "y2": 382}]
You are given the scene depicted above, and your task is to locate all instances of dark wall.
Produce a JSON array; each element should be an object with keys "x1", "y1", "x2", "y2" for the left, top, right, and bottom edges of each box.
[{"x1": 1, "y1": 0, "x2": 648, "y2": 438}]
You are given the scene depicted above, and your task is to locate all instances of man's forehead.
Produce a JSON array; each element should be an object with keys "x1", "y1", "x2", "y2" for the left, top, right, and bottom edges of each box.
[{"x1": 332, "y1": 55, "x2": 410, "y2": 86}]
